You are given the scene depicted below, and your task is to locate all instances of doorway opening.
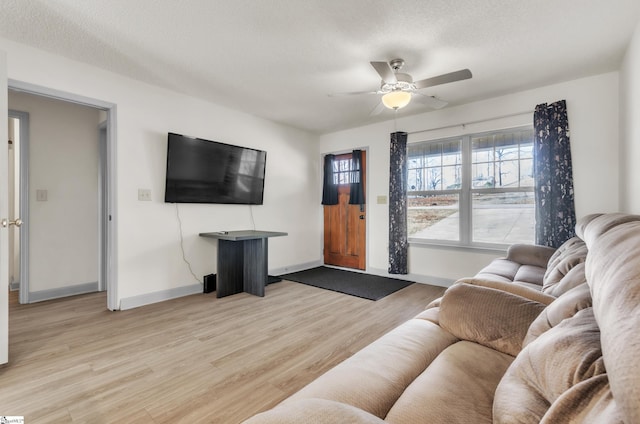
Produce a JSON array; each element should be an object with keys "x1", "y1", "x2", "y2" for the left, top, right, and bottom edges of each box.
[
  {"x1": 323, "y1": 150, "x2": 367, "y2": 270},
  {"x1": 7, "y1": 80, "x2": 118, "y2": 310}
]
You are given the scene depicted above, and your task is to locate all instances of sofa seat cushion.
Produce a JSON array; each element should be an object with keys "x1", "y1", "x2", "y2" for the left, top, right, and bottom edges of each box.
[
  {"x1": 385, "y1": 341, "x2": 513, "y2": 424},
  {"x1": 476, "y1": 259, "x2": 520, "y2": 282},
  {"x1": 476, "y1": 260, "x2": 547, "y2": 288},
  {"x1": 513, "y1": 264, "x2": 546, "y2": 286},
  {"x1": 243, "y1": 398, "x2": 386, "y2": 424},
  {"x1": 284, "y1": 318, "x2": 458, "y2": 418}
]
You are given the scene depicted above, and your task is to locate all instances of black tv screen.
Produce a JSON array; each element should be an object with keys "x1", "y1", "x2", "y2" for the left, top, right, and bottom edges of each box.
[{"x1": 164, "y1": 133, "x2": 266, "y2": 204}]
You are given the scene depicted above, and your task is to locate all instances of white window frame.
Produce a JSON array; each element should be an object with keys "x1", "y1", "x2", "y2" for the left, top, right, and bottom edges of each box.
[{"x1": 408, "y1": 125, "x2": 534, "y2": 250}]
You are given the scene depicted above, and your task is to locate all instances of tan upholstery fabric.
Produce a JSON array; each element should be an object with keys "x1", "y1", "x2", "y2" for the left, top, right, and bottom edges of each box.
[
  {"x1": 456, "y1": 277, "x2": 555, "y2": 305},
  {"x1": 476, "y1": 259, "x2": 520, "y2": 283},
  {"x1": 414, "y1": 306, "x2": 440, "y2": 325},
  {"x1": 524, "y1": 282, "x2": 592, "y2": 347},
  {"x1": 474, "y1": 244, "x2": 554, "y2": 288},
  {"x1": 505, "y1": 243, "x2": 556, "y2": 268},
  {"x1": 493, "y1": 308, "x2": 607, "y2": 423},
  {"x1": 243, "y1": 398, "x2": 386, "y2": 424},
  {"x1": 542, "y1": 237, "x2": 587, "y2": 294},
  {"x1": 542, "y1": 261, "x2": 586, "y2": 297},
  {"x1": 579, "y1": 212, "x2": 640, "y2": 246},
  {"x1": 385, "y1": 341, "x2": 512, "y2": 424},
  {"x1": 439, "y1": 283, "x2": 546, "y2": 356},
  {"x1": 285, "y1": 319, "x2": 458, "y2": 418},
  {"x1": 585, "y1": 216, "x2": 640, "y2": 423},
  {"x1": 512, "y1": 265, "x2": 546, "y2": 286}
]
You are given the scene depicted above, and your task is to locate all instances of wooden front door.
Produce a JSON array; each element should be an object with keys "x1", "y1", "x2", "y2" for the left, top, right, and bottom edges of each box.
[{"x1": 323, "y1": 152, "x2": 366, "y2": 270}]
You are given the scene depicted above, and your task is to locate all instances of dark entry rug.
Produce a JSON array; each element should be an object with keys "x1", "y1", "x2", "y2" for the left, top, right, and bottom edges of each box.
[{"x1": 279, "y1": 266, "x2": 413, "y2": 300}]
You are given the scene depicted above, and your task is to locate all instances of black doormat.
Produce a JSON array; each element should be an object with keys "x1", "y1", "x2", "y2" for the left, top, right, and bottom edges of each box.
[{"x1": 279, "y1": 266, "x2": 413, "y2": 301}]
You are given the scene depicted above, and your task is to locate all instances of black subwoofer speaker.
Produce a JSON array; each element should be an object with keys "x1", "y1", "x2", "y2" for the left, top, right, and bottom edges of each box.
[{"x1": 203, "y1": 274, "x2": 216, "y2": 294}]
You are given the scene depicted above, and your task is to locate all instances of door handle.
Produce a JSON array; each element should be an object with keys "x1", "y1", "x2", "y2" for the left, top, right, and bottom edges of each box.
[
  {"x1": 1, "y1": 218, "x2": 23, "y2": 228},
  {"x1": 359, "y1": 215, "x2": 365, "y2": 220}
]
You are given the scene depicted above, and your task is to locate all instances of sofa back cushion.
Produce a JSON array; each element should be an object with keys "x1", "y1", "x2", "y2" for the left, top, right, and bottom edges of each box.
[
  {"x1": 493, "y1": 308, "x2": 615, "y2": 423},
  {"x1": 541, "y1": 237, "x2": 587, "y2": 296},
  {"x1": 494, "y1": 213, "x2": 640, "y2": 423},
  {"x1": 585, "y1": 214, "x2": 640, "y2": 423},
  {"x1": 524, "y1": 282, "x2": 591, "y2": 347}
]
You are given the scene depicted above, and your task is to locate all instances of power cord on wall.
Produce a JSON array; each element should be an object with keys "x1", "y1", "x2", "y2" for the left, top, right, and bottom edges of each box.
[
  {"x1": 175, "y1": 203, "x2": 202, "y2": 284},
  {"x1": 249, "y1": 204, "x2": 256, "y2": 231}
]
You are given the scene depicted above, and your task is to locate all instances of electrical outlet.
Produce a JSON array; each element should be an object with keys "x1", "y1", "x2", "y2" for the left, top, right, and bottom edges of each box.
[
  {"x1": 377, "y1": 195, "x2": 387, "y2": 204},
  {"x1": 138, "y1": 188, "x2": 152, "y2": 201}
]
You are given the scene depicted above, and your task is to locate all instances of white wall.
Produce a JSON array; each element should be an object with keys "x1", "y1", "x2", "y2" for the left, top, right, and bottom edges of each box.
[
  {"x1": 320, "y1": 72, "x2": 620, "y2": 282},
  {"x1": 8, "y1": 92, "x2": 100, "y2": 293},
  {"x1": 0, "y1": 38, "x2": 321, "y2": 308},
  {"x1": 620, "y1": 19, "x2": 640, "y2": 213}
]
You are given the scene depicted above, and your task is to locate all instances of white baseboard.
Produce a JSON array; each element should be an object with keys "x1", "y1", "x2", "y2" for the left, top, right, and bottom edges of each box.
[
  {"x1": 269, "y1": 260, "x2": 323, "y2": 276},
  {"x1": 29, "y1": 281, "x2": 100, "y2": 303},
  {"x1": 119, "y1": 284, "x2": 202, "y2": 311},
  {"x1": 119, "y1": 261, "x2": 322, "y2": 311},
  {"x1": 365, "y1": 267, "x2": 455, "y2": 288}
]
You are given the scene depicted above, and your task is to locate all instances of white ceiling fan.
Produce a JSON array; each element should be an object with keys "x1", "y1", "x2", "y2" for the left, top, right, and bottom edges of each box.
[{"x1": 332, "y1": 58, "x2": 472, "y2": 115}]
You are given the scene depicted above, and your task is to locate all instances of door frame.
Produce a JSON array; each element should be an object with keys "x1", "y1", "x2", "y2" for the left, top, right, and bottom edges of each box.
[
  {"x1": 321, "y1": 148, "x2": 369, "y2": 271},
  {"x1": 7, "y1": 109, "x2": 29, "y2": 304},
  {"x1": 8, "y1": 80, "x2": 119, "y2": 310}
]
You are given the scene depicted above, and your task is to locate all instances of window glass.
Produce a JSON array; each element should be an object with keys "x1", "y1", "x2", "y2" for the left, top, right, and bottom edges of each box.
[
  {"x1": 408, "y1": 193, "x2": 459, "y2": 241},
  {"x1": 408, "y1": 127, "x2": 534, "y2": 247},
  {"x1": 407, "y1": 139, "x2": 461, "y2": 241}
]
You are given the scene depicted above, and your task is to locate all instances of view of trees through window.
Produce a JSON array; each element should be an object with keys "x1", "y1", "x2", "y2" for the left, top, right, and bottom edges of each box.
[{"x1": 408, "y1": 127, "x2": 535, "y2": 246}]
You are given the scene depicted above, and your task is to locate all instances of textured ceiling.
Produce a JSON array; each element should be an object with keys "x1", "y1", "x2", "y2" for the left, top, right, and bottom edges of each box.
[{"x1": 1, "y1": 0, "x2": 639, "y2": 134}]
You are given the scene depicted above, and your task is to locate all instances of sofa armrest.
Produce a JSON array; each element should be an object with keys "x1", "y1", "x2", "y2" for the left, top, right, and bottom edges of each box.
[
  {"x1": 456, "y1": 277, "x2": 556, "y2": 305},
  {"x1": 242, "y1": 398, "x2": 386, "y2": 424},
  {"x1": 505, "y1": 244, "x2": 557, "y2": 268},
  {"x1": 439, "y1": 283, "x2": 547, "y2": 356}
]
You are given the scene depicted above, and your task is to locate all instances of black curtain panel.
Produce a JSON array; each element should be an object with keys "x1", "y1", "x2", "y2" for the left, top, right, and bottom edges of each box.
[
  {"x1": 349, "y1": 149, "x2": 365, "y2": 206},
  {"x1": 389, "y1": 132, "x2": 408, "y2": 274},
  {"x1": 533, "y1": 99, "x2": 577, "y2": 248},
  {"x1": 321, "y1": 154, "x2": 338, "y2": 205}
]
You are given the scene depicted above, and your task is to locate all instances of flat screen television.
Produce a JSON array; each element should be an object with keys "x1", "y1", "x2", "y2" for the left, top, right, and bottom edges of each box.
[{"x1": 164, "y1": 132, "x2": 266, "y2": 204}]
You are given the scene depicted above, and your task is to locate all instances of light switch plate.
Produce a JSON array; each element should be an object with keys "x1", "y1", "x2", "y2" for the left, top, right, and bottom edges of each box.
[
  {"x1": 377, "y1": 195, "x2": 387, "y2": 204},
  {"x1": 36, "y1": 189, "x2": 48, "y2": 201}
]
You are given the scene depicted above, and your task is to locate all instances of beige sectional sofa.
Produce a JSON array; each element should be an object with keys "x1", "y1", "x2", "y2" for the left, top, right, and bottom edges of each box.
[{"x1": 243, "y1": 213, "x2": 640, "y2": 423}]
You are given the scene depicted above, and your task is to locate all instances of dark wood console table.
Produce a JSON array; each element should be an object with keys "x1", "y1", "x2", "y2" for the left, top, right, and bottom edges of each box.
[{"x1": 199, "y1": 230, "x2": 287, "y2": 298}]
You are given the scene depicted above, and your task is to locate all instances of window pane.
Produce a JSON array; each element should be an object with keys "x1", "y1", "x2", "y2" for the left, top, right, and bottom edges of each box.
[
  {"x1": 442, "y1": 165, "x2": 461, "y2": 189},
  {"x1": 426, "y1": 167, "x2": 442, "y2": 190},
  {"x1": 520, "y1": 159, "x2": 534, "y2": 187},
  {"x1": 408, "y1": 168, "x2": 424, "y2": 191},
  {"x1": 520, "y1": 142, "x2": 533, "y2": 159},
  {"x1": 408, "y1": 194, "x2": 459, "y2": 241},
  {"x1": 408, "y1": 156, "x2": 423, "y2": 169},
  {"x1": 495, "y1": 160, "x2": 519, "y2": 187},
  {"x1": 472, "y1": 163, "x2": 495, "y2": 188},
  {"x1": 472, "y1": 192, "x2": 534, "y2": 244}
]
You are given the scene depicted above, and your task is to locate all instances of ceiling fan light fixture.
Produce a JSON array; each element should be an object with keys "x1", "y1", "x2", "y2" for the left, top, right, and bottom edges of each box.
[{"x1": 382, "y1": 90, "x2": 411, "y2": 110}]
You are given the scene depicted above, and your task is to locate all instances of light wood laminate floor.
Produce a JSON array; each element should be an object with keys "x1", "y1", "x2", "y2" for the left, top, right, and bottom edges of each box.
[{"x1": 0, "y1": 280, "x2": 445, "y2": 423}]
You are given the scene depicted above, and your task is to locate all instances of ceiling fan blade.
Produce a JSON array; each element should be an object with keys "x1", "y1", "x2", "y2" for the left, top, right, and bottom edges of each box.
[
  {"x1": 370, "y1": 61, "x2": 397, "y2": 84},
  {"x1": 413, "y1": 93, "x2": 448, "y2": 109},
  {"x1": 328, "y1": 90, "x2": 379, "y2": 97},
  {"x1": 414, "y1": 69, "x2": 472, "y2": 90},
  {"x1": 369, "y1": 101, "x2": 386, "y2": 116}
]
